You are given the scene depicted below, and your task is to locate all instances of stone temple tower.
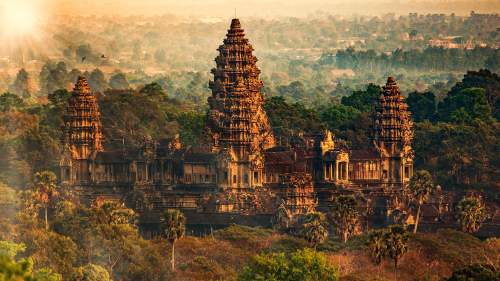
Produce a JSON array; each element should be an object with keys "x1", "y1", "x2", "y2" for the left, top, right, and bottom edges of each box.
[
  {"x1": 60, "y1": 76, "x2": 103, "y2": 184},
  {"x1": 207, "y1": 18, "x2": 275, "y2": 190},
  {"x1": 373, "y1": 77, "x2": 414, "y2": 187}
]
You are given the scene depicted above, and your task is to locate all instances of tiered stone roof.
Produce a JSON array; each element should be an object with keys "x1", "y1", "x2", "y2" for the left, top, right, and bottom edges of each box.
[
  {"x1": 62, "y1": 76, "x2": 103, "y2": 159},
  {"x1": 207, "y1": 18, "x2": 275, "y2": 160},
  {"x1": 373, "y1": 77, "x2": 413, "y2": 149}
]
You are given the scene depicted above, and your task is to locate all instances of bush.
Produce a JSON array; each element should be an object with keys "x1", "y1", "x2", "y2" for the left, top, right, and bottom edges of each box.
[
  {"x1": 238, "y1": 248, "x2": 338, "y2": 281},
  {"x1": 446, "y1": 264, "x2": 500, "y2": 281}
]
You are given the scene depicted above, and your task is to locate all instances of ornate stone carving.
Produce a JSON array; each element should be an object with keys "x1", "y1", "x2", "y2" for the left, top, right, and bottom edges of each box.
[{"x1": 62, "y1": 76, "x2": 103, "y2": 160}]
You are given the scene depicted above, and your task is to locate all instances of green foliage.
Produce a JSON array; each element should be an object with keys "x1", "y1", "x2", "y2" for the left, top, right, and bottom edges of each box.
[
  {"x1": 109, "y1": 72, "x2": 129, "y2": 90},
  {"x1": 318, "y1": 104, "x2": 361, "y2": 131},
  {"x1": 456, "y1": 195, "x2": 488, "y2": 233},
  {"x1": 328, "y1": 195, "x2": 359, "y2": 243},
  {"x1": 0, "y1": 93, "x2": 25, "y2": 112},
  {"x1": 438, "y1": 88, "x2": 492, "y2": 124},
  {"x1": 31, "y1": 171, "x2": 59, "y2": 230},
  {"x1": 88, "y1": 69, "x2": 108, "y2": 93},
  {"x1": 0, "y1": 183, "x2": 18, "y2": 206},
  {"x1": 406, "y1": 91, "x2": 436, "y2": 122},
  {"x1": 9, "y1": 69, "x2": 33, "y2": 99},
  {"x1": 384, "y1": 225, "x2": 409, "y2": 269},
  {"x1": 160, "y1": 209, "x2": 186, "y2": 244},
  {"x1": 408, "y1": 170, "x2": 435, "y2": 233},
  {"x1": 408, "y1": 170, "x2": 434, "y2": 205},
  {"x1": 341, "y1": 83, "x2": 381, "y2": 112},
  {"x1": 176, "y1": 111, "x2": 205, "y2": 146},
  {"x1": 449, "y1": 69, "x2": 500, "y2": 119},
  {"x1": 412, "y1": 120, "x2": 498, "y2": 187},
  {"x1": 336, "y1": 47, "x2": 498, "y2": 72},
  {"x1": 47, "y1": 90, "x2": 71, "y2": 111},
  {"x1": 446, "y1": 264, "x2": 500, "y2": 281},
  {"x1": 238, "y1": 248, "x2": 338, "y2": 281},
  {"x1": 0, "y1": 255, "x2": 36, "y2": 281},
  {"x1": 99, "y1": 88, "x2": 181, "y2": 149},
  {"x1": 0, "y1": 246, "x2": 61, "y2": 281},
  {"x1": 160, "y1": 209, "x2": 186, "y2": 271},
  {"x1": 215, "y1": 225, "x2": 274, "y2": 248},
  {"x1": 0, "y1": 242, "x2": 25, "y2": 260},
  {"x1": 71, "y1": 264, "x2": 112, "y2": 281},
  {"x1": 277, "y1": 81, "x2": 306, "y2": 101},
  {"x1": 264, "y1": 96, "x2": 324, "y2": 142},
  {"x1": 366, "y1": 230, "x2": 386, "y2": 266},
  {"x1": 273, "y1": 200, "x2": 292, "y2": 231},
  {"x1": 300, "y1": 212, "x2": 329, "y2": 249},
  {"x1": 32, "y1": 268, "x2": 62, "y2": 281},
  {"x1": 39, "y1": 62, "x2": 69, "y2": 95}
]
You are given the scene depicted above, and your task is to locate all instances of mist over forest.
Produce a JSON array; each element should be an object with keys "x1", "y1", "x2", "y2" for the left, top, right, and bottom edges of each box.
[{"x1": 0, "y1": 3, "x2": 498, "y2": 281}]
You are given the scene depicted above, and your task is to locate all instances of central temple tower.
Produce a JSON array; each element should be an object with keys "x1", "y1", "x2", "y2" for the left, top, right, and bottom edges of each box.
[
  {"x1": 373, "y1": 77, "x2": 414, "y2": 187},
  {"x1": 207, "y1": 18, "x2": 275, "y2": 190},
  {"x1": 60, "y1": 76, "x2": 103, "y2": 184}
]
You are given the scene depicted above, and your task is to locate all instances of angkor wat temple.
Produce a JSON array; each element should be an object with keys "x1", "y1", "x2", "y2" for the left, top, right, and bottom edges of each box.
[{"x1": 60, "y1": 19, "x2": 416, "y2": 232}]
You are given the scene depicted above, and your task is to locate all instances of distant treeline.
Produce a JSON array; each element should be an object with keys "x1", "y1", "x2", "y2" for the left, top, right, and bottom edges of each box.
[{"x1": 331, "y1": 47, "x2": 499, "y2": 72}]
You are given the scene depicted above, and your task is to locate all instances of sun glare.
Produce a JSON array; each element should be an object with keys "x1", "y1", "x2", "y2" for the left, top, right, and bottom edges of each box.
[{"x1": 1, "y1": 0, "x2": 41, "y2": 40}]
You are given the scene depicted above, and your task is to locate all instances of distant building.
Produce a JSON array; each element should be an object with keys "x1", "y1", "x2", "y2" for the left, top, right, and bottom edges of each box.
[
  {"x1": 428, "y1": 36, "x2": 476, "y2": 49},
  {"x1": 60, "y1": 19, "x2": 415, "y2": 230}
]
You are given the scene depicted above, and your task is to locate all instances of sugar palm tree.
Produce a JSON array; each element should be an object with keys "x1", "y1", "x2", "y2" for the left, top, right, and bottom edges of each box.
[
  {"x1": 300, "y1": 212, "x2": 329, "y2": 250},
  {"x1": 161, "y1": 209, "x2": 186, "y2": 271},
  {"x1": 329, "y1": 195, "x2": 359, "y2": 243},
  {"x1": 33, "y1": 171, "x2": 59, "y2": 230},
  {"x1": 408, "y1": 170, "x2": 434, "y2": 233},
  {"x1": 457, "y1": 194, "x2": 488, "y2": 233},
  {"x1": 384, "y1": 225, "x2": 409, "y2": 281},
  {"x1": 274, "y1": 200, "x2": 291, "y2": 230},
  {"x1": 367, "y1": 229, "x2": 387, "y2": 279}
]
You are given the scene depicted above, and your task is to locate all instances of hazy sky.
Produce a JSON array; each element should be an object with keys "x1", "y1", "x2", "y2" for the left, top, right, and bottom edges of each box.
[{"x1": 43, "y1": 0, "x2": 499, "y2": 17}]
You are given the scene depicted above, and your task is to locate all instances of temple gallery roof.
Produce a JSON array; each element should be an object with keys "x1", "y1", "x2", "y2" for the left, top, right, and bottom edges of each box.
[
  {"x1": 350, "y1": 149, "x2": 381, "y2": 160},
  {"x1": 264, "y1": 150, "x2": 296, "y2": 165},
  {"x1": 95, "y1": 151, "x2": 128, "y2": 163},
  {"x1": 184, "y1": 152, "x2": 217, "y2": 164}
]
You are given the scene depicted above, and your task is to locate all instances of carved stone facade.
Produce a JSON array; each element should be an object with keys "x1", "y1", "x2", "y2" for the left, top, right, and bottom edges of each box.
[
  {"x1": 207, "y1": 18, "x2": 275, "y2": 191},
  {"x1": 372, "y1": 77, "x2": 414, "y2": 187},
  {"x1": 60, "y1": 76, "x2": 103, "y2": 184},
  {"x1": 278, "y1": 173, "x2": 317, "y2": 216},
  {"x1": 60, "y1": 19, "x2": 415, "y2": 226}
]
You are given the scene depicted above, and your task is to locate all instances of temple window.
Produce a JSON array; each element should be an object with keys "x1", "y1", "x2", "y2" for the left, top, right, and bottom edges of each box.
[
  {"x1": 404, "y1": 166, "x2": 411, "y2": 178},
  {"x1": 254, "y1": 171, "x2": 259, "y2": 183},
  {"x1": 244, "y1": 174, "x2": 249, "y2": 184}
]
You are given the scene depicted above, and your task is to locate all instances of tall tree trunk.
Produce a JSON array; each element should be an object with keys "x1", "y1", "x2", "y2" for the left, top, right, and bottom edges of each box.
[
  {"x1": 394, "y1": 258, "x2": 398, "y2": 281},
  {"x1": 343, "y1": 231, "x2": 348, "y2": 243},
  {"x1": 171, "y1": 241, "x2": 175, "y2": 271},
  {"x1": 44, "y1": 206, "x2": 48, "y2": 230},
  {"x1": 413, "y1": 204, "x2": 421, "y2": 234}
]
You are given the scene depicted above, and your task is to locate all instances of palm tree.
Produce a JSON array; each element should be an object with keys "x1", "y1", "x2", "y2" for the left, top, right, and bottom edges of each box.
[
  {"x1": 408, "y1": 170, "x2": 434, "y2": 233},
  {"x1": 456, "y1": 194, "x2": 488, "y2": 233},
  {"x1": 161, "y1": 209, "x2": 186, "y2": 271},
  {"x1": 33, "y1": 171, "x2": 59, "y2": 230},
  {"x1": 384, "y1": 225, "x2": 409, "y2": 281},
  {"x1": 300, "y1": 212, "x2": 329, "y2": 250},
  {"x1": 274, "y1": 200, "x2": 291, "y2": 231},
  {"x1": 366, "y1": 229, "x2": 387, "y2": 279},
  {"x1": 329, "y1": 195, "x2": 359, "y2": 243}
]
